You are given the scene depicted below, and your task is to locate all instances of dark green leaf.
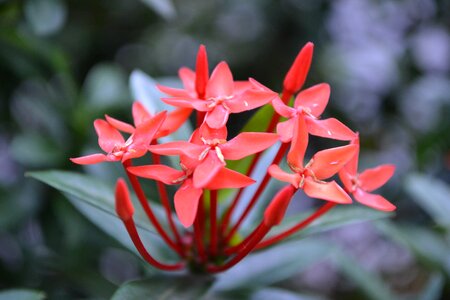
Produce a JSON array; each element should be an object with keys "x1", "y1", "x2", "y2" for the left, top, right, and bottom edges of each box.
[
  {"x1": 28, "y1": 170, "x2": 180, "y2": 261},
  {"x1": 112, "y1": 275, "x2": 213, "y2": 300},
  {"x1": 0, "y1": 289, "x2": 45, "y2": 300},
  {"x1": 213, "y1": 238, "x2": 330, "y2": 291}
]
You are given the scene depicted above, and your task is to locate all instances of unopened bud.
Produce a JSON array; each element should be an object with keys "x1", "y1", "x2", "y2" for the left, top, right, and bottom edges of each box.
[
  {"x1": 264, "y1": 185, "x2": 295, "y2": 227},
  {"x1": 195, "y1": 44, "x2": 209, "y2": 99},
  {"x1": 283, "y1": 42, "x2": 314, "y2": 96},
  {"x1": 115, "y1": 178, "x2": 134, "y2": 221}
]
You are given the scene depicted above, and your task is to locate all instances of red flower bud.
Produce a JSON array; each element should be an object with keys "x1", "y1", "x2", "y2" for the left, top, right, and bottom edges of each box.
[
  {"x1": 115, "y1": 178, "x2": 134, "y2": 221},
  {"x1": 283, "y1": 42, "x2": 314, "y2": 96},
  {"x1": 195, "y1": 44, "x2": 209, "y2": 99},
  {"x1": 264, "y1": 185, "x2": 295, "y2": 227}
]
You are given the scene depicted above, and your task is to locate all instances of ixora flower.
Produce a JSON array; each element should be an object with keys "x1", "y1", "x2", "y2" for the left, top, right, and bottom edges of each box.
[{"x1": 68, "y1": 43, "x2": 395, "y2": 274}]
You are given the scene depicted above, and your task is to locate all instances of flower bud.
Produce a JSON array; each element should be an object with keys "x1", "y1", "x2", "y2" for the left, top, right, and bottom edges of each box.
[
  {"x1": 283, "y1": 42, "x2": 314, "y2": 96},
  {"x1": 115, "y1": 178, "x2": 134, "y2": 221},
  {"x1": 264, "y1": 185, "x2": 295, "y2": 227}
]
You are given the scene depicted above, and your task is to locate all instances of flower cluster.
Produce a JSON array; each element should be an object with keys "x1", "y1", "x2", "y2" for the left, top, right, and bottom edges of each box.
[{"x1": 71, "y1": 43, "x2": 395, "y2": 273}]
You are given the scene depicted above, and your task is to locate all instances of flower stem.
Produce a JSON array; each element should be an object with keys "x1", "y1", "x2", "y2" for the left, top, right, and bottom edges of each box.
[
  {"x1": 123, "y1": 218, "x2": 185, "y2": 271},
  {"x1": 255, "y1": 202, "x2": 336, "y2": 250},
  {"x1": 209, "y1": 190, "x2": 218, "y2": 257},
  {"x1": 224, "y1": 142, "x2": 289, "y2": 244},
  {"x1": 150, "y1": 144, "x2": 184, "y2": 253},
  {"x1": 122, "y1": 161, "x2": 183, "y2": 257},
  {"x1": 207, "y1": 222, "x2": 271, "y2": 273},
  {"x1": 194, "y1": 194, "x2": 207, "y2": 263}
]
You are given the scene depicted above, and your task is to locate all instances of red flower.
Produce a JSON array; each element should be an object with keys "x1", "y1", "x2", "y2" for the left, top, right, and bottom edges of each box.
[
  {"x1": 105, "y1": 102, "x2": 191, "y2": 139},
  {"x1": 70, "y1": 111, "x2": 167, "y2": 165},
  {"x1": 269, "y1": 115, "x2": 356, "y2": 204},
  {"x1": 160, "y1": 62, "x2": 278, "y2": 128},
  {"x1": 273, "y1": 83, "x2": 356, "y2": 142},
  {"x1": 339, "y1": 137, "x2": 396, "y2": 211}
]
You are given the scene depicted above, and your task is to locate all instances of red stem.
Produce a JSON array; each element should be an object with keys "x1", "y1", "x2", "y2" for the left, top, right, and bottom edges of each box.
[
  {"x1": 224, "y1": 222, "x2": 261, "y2": 255},
  {"x1": 194, "y1": 194, "x2": 207, "y2": 263},
  {"x1": 255, "y1": 202, "x2": 336, "y2": 250},
  {"x1": 123, "y1": 218, "x2": 184, "y2": 271},
  {"x1": 197, "y1": 111, "x2": 206, "y2": 128},
  {"x1": 224, "y1": 142, "x2": 289, "y2": 244},
  {"x1": 122, "y1": 161, "x2": 183, "y2": 257},
  {"x1": 150, "y1": 148, "x2": 184, "y2": 252},
  {"x1": 209, "y1": 190, "x2": 218, "y2": 257},
  {"x1": 207, "y1": 222, "x2": 271, "y2": 273}
]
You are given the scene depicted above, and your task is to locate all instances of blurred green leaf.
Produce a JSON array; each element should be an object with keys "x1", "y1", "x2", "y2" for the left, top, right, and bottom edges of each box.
[
  {"x1": 332, "y1": 250, "x2": 396, "y2": 300},
  {"x1": 83, "y1": 63, "x2": 129, "y2": 109},
  {"x1": 139, "y1": 0, "x2": 176, "y2": 20},
  {"x1": 0, "y1": 289, "x2": 45, "y2": 300},
  {"x1": 213, "y1": 238, "x2": 330, "y2": 291},
  {"x1": 111, "y1": 275, "x2": 212, "y2": 300},
  {"x1": 11, "y1": 133, "x2": 63, "y2": 167},
  {"x1": 24, "y1": 0, "x2": 67, "y2": 36},
  {"x1": 418, "y1": 272, "x2": 445, "y2": 300},
  {"x1": 248, "y1": 288, "x2": 326, "y2": 300},
  {"x1": 265, "y1": 206, "x2": 391, "y2": 242},
  {"x1": 28, "y1": 170, "x2": 180, "y2": 261},
  {"x1": 376, "y1": 221, "x2": 450, "y2": 276},
  {"x1": 404, "y1": 173, "x2": 450, "y2": 228}
]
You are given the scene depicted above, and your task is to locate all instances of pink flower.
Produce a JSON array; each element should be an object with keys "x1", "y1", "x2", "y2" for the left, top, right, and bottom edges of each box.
[
  {"x1": 70, "y1": 111, "x2": 167, "y2": 165},
  {"x1": 273, "y1": 83, "x2": 356, "y2": 142},
  {"x1": 269, "y1": 115, "x2": 356, "y2": 204},
  {"x1": 160, "y1": 62, "x2": 278, "y2": 128},
  {"x1": 339, "y1": 137, "x2": 396, "y2": 211}
]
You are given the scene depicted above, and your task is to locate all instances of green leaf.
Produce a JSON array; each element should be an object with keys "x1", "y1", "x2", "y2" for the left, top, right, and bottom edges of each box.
[
  {"x1": 418, "y1": 272, "x2": 445, "y2": 300},
  {"x1": 264, "y1": 206, "x2": 391, "y2": 242},
  {"x1": 376, "y1": 221, "x2": 450, "y2": 276},
  {"x1": 404, "y1": 173, "x2": 450, "y2": 228},
  {"x1": 112, "y1": 275, "x2": 213, "y2": 300},
  {"x1": 0, "y1": 289, "x2": 45, "y2": 300},
  {"x1": 28, "y1": 170, "x2": 179, "y2": 262},
  {"x1": 213, "y1": 238, "x2": 330, "y2": 291},
  {"x1": 139, "y1": 0, "x2": 176, "y2": 20},
  {"x1": 332, "y1": 250, "x2": 396, "y2": 300},
  {"x1": 24, "y1": 0, "x2": 66, "y2": 36}
]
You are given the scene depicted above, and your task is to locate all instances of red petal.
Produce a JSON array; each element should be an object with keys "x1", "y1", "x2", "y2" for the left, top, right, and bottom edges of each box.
[
  {"x1": 283, "y1": 42, "x2": 314, "y2": 94},
  {"x1": 287, "y1": 115, "x2": 308, "y2": 170},
  {"x1": 148, "y1": 141, "x2": 205, "y2": 159},
  {"x1": 121, "y1": 147, "x2": 147, "y2": 162},
  {"x1": 234, "y1": 80, "x2": 252, "y2": 94},
  {"x1": 193, "y1": 151, "x2": 225, "y2": 188},
  {"x1": 199, "y1": 123, "x2": 228, "y2": 141},
  {"x1": 276, "y1": 118, "x2": 295, "y2": 143},
  {"x1": 127, "y1": 164, "x2": 184, "y2": 185},
  {"x1": 359, "y1": 164, "x2": 395, "y2": 192},
  {"x1": 338, "y1": 168, "x2": 354, "y2": 192},
  {"x1": 272, "y1": 96, "x2": 296, "y2": 118},
  {"x1": 306, "y1": 118, "x2": 356, "y2": 141},
  {"x1": 132, "y1": 102, "x2": 152, "y2": 127},
  {"x1": 115, "y1": 178, "x2": 134, "y2": 221},
  {"x1": 294, "y1": 83, "x2": 330, "y2": 117},
  {"x1": 204, "y1": 168, "x2": 255, "y2": 190},
  {"x1": 157, "y1": 84, "x2": 191, "y2": 98},
  {"x1": 264, "y1": 185, "x2": 295, "y2": 227},
  {"x1": 309, "y1": 144, "x2": 358, "y2": 180},
  {"x1": 195, "y1": 45, "x2": 209, "y2": 98},
  {"x1": 162, "y1": 97, "x2": 209, "y2": 111},
  {"x1": 70, "y1": 153, "x2": 108, "y2": 165},
  {"x1": 226, "y1": 90, "x2": 276, "y2": 113},
  {"x1": 344, "y1": 135, "x2": 360, "y2": 176},
  {"x1": 303, "y1": 178, "x2": 352, "y2": 204},
  {"x1": 94, "y1": 119, "x2": 125, "y2": 153},
  {"x1": 220, "y1": 132, "x2": 279, "y2": 160},
  {"x1": 206, "y1": 61, "x2": 234, "y2": 98},
  {"x1": 157, "y1": 107, "x2": 193, "y2": 138},
  {"x1": 268, "y1": 165, "x2": 301, "y2": 188},
  {"x1": 174, "y1": 179, "x2": 202, "y2": 227},
  {"x1": 354, "y1": 188, "x2": 396, "y2": 211},
  {"x1": 179, "y1": 67, "x2": 195, "y2": 92},
  {"x1": 205, "y1": 105, "x2": 229, "y2": 129},
  {"x1": 105, "y1": 115, "x2": 135, "y2": 134},
  {"x1": 132, "y1": 111, "x2": 167, "y2": 145}
]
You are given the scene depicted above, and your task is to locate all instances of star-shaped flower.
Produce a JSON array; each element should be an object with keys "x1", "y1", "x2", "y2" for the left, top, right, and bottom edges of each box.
[
  {"x1": 269, "y1": 115, "x2": 356, "y2": 204},
  {"x1": 339, "y1": 137, "x2": 396, "y2": 211},
  {"x1": 70, "y1": 111, "x2": 167, "y2": 165}
]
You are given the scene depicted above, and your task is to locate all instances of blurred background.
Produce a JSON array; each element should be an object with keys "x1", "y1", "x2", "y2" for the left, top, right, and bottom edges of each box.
[{"x1": 0, "y1": 0, "x2": 449, "y2": 299}]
